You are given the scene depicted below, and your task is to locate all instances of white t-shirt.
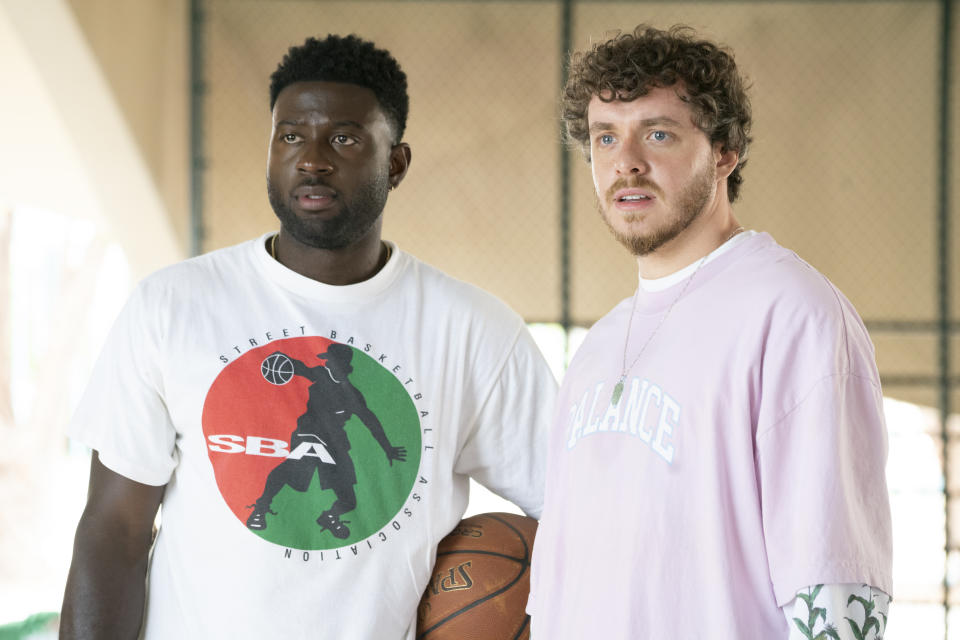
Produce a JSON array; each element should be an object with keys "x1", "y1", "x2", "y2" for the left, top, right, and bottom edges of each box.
[
  {"x1": 528, "y1": 232, "x2": 892, "y2": 639},
  {"x1": 69, "y1": 235, "x2": 556, "y2": 639}
]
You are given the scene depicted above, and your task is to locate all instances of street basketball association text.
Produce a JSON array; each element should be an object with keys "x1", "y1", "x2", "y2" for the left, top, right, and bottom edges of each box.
[
  {"x1": 281, "y1": 481, "x2": 428, "y2": 564},
  {"x1": 219, "y1": 325, "x2": 416, "y2": 374}
]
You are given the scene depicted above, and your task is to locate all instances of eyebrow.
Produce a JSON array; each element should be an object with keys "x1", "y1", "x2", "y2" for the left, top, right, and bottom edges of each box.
[
  {"x1": 330, "y1": 120, "x2": 366, "y2": 130},
  {"x1": 276, "y1": 119, "x2": 367, "y2": 129},
  {"x1": 588, "y1": 116, "x2": 685, "y2": 133}
]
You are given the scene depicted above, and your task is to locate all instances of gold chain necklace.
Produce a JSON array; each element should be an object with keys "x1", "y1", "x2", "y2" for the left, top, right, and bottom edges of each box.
[
  {"x1": 268, "y1": 233, "x2": 393, "y2": 266},
  {"x1": 610, "y1": 226, "x2": 744, "y2": 406}
]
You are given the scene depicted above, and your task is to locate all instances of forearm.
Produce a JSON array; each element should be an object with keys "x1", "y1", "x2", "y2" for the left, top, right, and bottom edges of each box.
[
  {"x1": 60, "y1": 515, "x2": 153, "y2": 639},
  {"x1": 61, "y1": 454, "x2": 163, "y2": 640}
]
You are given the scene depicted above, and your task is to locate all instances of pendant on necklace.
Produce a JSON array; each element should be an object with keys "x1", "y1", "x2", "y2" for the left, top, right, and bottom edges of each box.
[{"x1": 611, "y1": 377, "x2": 625, "y2": 406}]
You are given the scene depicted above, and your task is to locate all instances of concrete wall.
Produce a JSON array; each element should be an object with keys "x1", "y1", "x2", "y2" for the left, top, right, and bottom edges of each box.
[
  {"x1": 0, "y1": 0, "x2": 183, "y2": 278},
  {"x1": 66, "y1": 0, "x2": 191, "y2": 249}
]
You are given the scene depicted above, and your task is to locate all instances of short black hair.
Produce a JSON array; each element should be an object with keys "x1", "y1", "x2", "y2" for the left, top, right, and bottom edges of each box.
[{"x1": 269, "y1": 34, "x2": 409, "y2": 143}]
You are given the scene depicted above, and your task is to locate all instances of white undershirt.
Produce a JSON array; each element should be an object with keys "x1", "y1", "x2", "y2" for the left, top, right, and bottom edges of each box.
[{"x1": 638, "y1": 229, "x2": 757, "y2": 292}]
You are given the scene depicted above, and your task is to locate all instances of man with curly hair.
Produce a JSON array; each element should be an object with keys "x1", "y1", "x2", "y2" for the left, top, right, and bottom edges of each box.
[
  {"x1": 60, "y1": 35, "x2": 555, "y2": 639},
  {"x1": 528, "y1": 25, "x2": 892, "y2": 638}
]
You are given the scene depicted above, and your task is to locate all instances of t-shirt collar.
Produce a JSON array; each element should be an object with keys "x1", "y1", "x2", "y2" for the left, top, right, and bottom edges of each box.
[{"x1": 252, "y1": 232, "x2": 404, "y2": 302}]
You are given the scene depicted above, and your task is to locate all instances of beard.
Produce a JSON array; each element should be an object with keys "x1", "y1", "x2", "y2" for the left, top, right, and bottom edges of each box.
[
  {"x1": 266, "y1": 171, "x2": 389, "y2": 250},
  {"x1": 598, "y1": 162, "x2": 715, "y2": 256}
]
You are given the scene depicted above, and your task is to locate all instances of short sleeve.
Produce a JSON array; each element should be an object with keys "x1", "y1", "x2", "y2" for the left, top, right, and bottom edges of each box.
[
  {"x1": 756, "y1": 319, "x2": 893, "y2": 605},
  {"x1": 68, "y1": 281, "x2": 178, "y2": 486},
  {"x1": 453, "y1": 326, "x2": 557, "y2": 519}
]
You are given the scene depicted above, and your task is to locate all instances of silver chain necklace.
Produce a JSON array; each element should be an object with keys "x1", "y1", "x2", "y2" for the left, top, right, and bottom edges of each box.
[{"x1": 610, "y1": 226, "x2": 744, "y2": 406}]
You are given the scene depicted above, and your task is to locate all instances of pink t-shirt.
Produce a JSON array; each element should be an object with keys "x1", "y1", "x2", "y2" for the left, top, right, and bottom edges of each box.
[{"x1": 528, "y1": 232, "x2": 892, "y2": 639}]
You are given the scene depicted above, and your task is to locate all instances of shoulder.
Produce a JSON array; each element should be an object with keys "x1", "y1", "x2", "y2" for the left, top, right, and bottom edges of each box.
[
  {"x1": 726, "y1": 234, "x2": 862, "y2": 330},
  {"x1": 728, "y1": 234, "x2": 877, "y2": 379},
  {"x1": 143, "y1": 238, "x2": 254, "y2": 285},
  {"x1": 400, "y1": 253, "x2": 527, "y2": 331},
  {"x1": 393, "y1": 253, "x2": 542, "y2": 380},
  {"x1": 132, "y1": 239, "x2": 257, "y2": 305}
]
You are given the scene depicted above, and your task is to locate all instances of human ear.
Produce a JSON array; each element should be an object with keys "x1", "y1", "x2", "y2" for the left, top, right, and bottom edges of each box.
[
  {"x1": 388, "y1": 143, "x2": 412, "y2": 189},
  {"x1": 714, "y1": 145, "x2": 738, "y2": 181}
]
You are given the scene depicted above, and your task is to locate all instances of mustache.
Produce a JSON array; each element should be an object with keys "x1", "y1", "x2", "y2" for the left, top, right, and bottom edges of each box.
[
  {"x1": 605, "y1": 177, "x2": 661, "y2": 200},
  {"x1": 295, "y1": 177, "x2": 333, "y2": 189}
]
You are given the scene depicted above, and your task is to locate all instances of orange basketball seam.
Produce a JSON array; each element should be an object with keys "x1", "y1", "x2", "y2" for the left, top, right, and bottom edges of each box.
[
  {"x1": 512, "y1": 614, "x2": 531, "y2": 640},
  {"x1": 485, "y1": 513, "x2": 532, "y2": 562},
  {"x1": 434, "y1": 549, "x2": 528, "y2": 564}
]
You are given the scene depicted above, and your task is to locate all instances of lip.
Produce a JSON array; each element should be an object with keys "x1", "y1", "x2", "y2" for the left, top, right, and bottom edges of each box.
[
  {"x1": 293, "y1": 184, "x2": 337, "y2": 212},
  {"x1": 612, "y1": 188, "x2": 656, "y2": 211}
]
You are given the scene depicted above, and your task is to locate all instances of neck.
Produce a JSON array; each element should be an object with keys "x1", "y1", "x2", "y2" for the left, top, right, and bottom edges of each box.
[
  {"x1": 272, "y1": 224, "x2": 389, "y2": 285},
  {"x1": 637, "y1": 199, "x2": 741, "y2": 279}
]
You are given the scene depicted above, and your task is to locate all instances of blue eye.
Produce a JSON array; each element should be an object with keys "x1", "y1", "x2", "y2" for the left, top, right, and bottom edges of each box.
[
  {"x1": 599, "y1": 134, "x2": 615, "y2": 145},
  {"x1": 651, "y1": 131, "x2": 669, "y2": 142}
]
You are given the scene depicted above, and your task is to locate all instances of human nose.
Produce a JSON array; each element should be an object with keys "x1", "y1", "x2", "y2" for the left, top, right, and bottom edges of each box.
[
  {"x1": 613, "y1": 138, "x2": 650, "y2": 176},
  {"x1": 296, "y1": 140, "x2": 334, "y2": 175}
]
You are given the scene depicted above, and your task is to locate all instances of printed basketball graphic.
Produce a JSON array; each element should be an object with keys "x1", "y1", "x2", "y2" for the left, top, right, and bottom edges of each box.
[
  {"x1": 202, "y1": 337, "x2": 421, "y2": 550},
  {"x1": 261, "y1": 352, "x2": 294, "y2": 385}
]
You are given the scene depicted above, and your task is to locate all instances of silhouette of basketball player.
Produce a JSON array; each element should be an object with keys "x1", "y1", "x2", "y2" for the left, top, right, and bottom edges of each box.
[{"x1": 246, "y1": 343, "x2": 406, "y2": 538}]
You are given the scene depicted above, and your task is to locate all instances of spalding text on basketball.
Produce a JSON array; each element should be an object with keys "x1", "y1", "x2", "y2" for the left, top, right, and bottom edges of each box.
[{"x1": 427, "y1": 561, "x2": 474, "y2": 595}]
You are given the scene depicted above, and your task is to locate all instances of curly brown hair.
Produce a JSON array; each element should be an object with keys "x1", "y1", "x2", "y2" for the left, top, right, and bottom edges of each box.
[{"x1": 562, "y1": 25, "x2": 752, "y2": 202}]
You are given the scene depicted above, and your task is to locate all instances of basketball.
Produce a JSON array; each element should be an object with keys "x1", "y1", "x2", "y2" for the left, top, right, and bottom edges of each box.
[
  {"x1": 261, "y1": 352, "x2": 294, "y2": 385},
  {"x1": 416, "y1": 512, "x2": 537, "y2": 640}
]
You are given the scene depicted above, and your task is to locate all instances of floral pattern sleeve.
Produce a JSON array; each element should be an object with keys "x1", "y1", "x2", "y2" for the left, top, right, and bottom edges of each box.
[{"x1": 783, "y1": 583, "x2": 890, "y2": 639}]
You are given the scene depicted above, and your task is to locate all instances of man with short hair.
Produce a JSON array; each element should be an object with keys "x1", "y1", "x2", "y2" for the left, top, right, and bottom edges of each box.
[
  {"x1": 61, "y1": 34, "x2": 555, "y2": 639},
  {"x1": 528, "y1": 25, "x2": 892, "y2": 639}
]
